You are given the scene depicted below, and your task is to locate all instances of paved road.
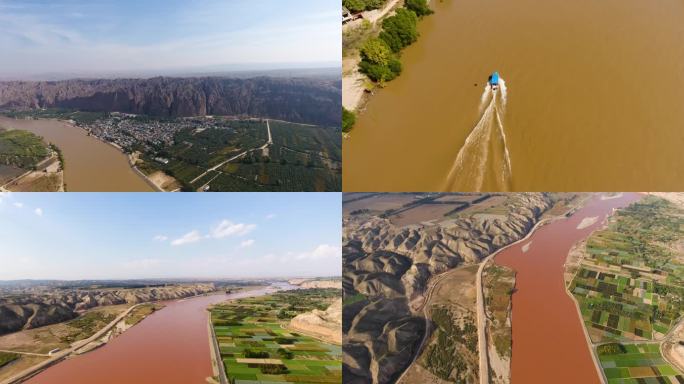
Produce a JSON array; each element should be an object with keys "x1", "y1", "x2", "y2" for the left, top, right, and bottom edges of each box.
[
  {"x1": 2, "y1": 304, "x2": 141, "y2": 384},
  {"x1": 476, "y1": 258, "x2": 491, "y2": 384},
  {"x1": 396, "y1": 266, "x2": 470, "y2": 384},
  {"x1": 0, "y1": 350, "x2": 49, "y2": 357},
  {"x1": 191, "y1": 120, "x2": 271, "y2": 186}
]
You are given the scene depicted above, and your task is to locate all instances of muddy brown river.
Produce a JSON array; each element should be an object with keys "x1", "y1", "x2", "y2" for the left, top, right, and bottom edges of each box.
[
  {"x1": 0, "y1": 116, "x2": 152, "y2": 191},
  {"x1": 343, "y1": 0, "x2": 684, "y2": 191},
  {"x1": 494, "y1": 193, "x2": 641, "y2": 383},
  {"x1": 26, "y1": 287, "x2": 280, "y2": 384}
]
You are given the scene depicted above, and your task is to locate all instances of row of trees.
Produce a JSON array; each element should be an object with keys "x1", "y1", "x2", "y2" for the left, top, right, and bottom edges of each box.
[{"x1": 359, "y1": 0, "x2": 432, "y2": 83}]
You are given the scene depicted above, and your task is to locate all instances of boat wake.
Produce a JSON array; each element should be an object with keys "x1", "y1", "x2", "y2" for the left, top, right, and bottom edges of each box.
[{"x1": 445, "y1": 78, "x2": 512, "y2": 191}]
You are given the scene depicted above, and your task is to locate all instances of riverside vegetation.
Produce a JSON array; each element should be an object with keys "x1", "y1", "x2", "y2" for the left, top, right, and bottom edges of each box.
[
  {"x1": 342, "y1": 0, "x2": 433, "y2": 131},
  {"x1": 3, "y1": 109, "x2": 341, "y2": 191},
  {"x1": 0, "y1": 128, "x2": 63, "y2": 191}
]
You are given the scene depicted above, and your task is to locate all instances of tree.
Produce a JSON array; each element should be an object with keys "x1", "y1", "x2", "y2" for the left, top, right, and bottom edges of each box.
[
  {"x1": 379, "y1": 9, "x2": 418, "y2": 52},
  {"x1": 343, "y1": 0, "x2": 366, "y2": 12},
  {"x1": 405, "y1": 0, "x2": 433, "y2": 17},
  {"x1": 359, "y1": 59, "x2": 401, "y2": 82},
  {"x1": 342, "y1": 108, "x2": 356, "y2": 132},
  {"x1": 361, "y1": 38, "x2": 393, "y2": 66}
]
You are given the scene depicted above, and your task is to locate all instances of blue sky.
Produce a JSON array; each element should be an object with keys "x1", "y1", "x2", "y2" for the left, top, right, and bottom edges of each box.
[
  {"x1": 0, "y1": 0, "x2": 340, "y2": 77},
  {"x1": 0, "y1": 192, "x2": 341, "y2": 280}
]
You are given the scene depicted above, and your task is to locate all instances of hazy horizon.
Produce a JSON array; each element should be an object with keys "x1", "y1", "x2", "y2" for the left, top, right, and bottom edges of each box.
[
  {"x1": 0, "y1": 192, "x2": 342, "y2": 280},
  {"x1": 0, "y1": 0, "x2": 340, "y2": 78}
]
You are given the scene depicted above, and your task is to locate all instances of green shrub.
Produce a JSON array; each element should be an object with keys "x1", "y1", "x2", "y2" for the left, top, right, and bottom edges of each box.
[
  {"x1": 342, "y1": 108, "x2": 356, "y2": 132},
  {"x1": 379, "y1": 9, "x2": 418, "y2": 52},
  {"x1": 360, "y1": 38, "x2": 393, "y2": 66},
  {"x1": 405, "y1": 0, "x2": 434, "y2": 16},
  {"x1": 259, "y1": 364, "x2": 289, "y2": 375},
  {"x1": 359, "y1": 61, "x2": 398, "y2": 82},
  {"x1": 343, "y1": 0, "x2": 386, "y2": 12},
  {"x1": 243, "y1": 349, "x2": 269, "y2": 358}
]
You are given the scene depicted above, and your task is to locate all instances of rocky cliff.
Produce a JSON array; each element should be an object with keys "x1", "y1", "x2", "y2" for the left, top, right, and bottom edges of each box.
[
  {"x1": 0, "y1": 284, "x2": 215, "y2": 335},
  {"x1": 343, "y1": 193, "x2": 555, "y2": 384},
  {"x1": 0, "y1": 77, "x2": 341, "y2": 126}
]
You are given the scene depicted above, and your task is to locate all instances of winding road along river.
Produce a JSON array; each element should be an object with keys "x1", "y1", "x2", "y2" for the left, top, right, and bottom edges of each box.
[
  {"x1": 25, "y1": 286, "x2": 281, "y2": 384},
  {"x1": 0, "y1": 116, "x2": 152, "y2": 191},
  {"x1": 343, "y1": 0, "x2": 684, "y2": 191},
  {"x1": 495, "y1": 193, "x2": 641, "y2": 383}
]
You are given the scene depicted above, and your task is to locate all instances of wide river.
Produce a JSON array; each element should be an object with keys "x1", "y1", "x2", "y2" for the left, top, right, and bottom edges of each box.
[
  {"x1": 0, "y1": 116, "x2": 152, "y2": 191},
  {"x1": 26, "y1": 286, "x2": 283, "y2": 384},
  {"x1": 494, "y1": 193, "x2": 642, "y2": 383},
  {"x1": 343, "y1": 0, "x2": 684, "y2": 191}
]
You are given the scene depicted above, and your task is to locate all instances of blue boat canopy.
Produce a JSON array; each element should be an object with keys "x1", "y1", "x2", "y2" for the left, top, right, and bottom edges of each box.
[{"x1": 490, "y1": 71, "x2": 500, "y2": 85}]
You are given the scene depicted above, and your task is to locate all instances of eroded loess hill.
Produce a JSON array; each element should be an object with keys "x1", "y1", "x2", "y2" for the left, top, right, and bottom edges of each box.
[
  {"x1": 342, "y1": 193, "x2": 556, "y2": 384},
  {"x1": 290, "y1": 298, "x2": 342, "y2": 345},
  {"x1": 0, "y1": 284, "x2": 215, "y2": 336}
]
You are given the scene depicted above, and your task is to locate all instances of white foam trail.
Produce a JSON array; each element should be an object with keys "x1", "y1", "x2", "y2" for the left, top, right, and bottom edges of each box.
[
  {"x1": 446, "y1": 96, "x2": 495, "y2": 190},
  {"x1": 479, "y1": 83, "x2": 491, "y2": 114},
  {"x1": 499, "y1": 78, "x2": 507, "y2": 109},
  {"x1": 495, "y1": 109, "x2": 512, "y2": 180},
  {"x1": 445, "y1": 76, "x2": 512, "y2": 191}
]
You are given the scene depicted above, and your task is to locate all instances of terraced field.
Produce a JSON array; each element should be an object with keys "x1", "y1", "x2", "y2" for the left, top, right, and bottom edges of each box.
[
  {"x1": 597, "y1": 343, "x2": 683, "y2": 384},
  {"x1": 210, "y1": 290, "x2": 341, "y2": 383}
]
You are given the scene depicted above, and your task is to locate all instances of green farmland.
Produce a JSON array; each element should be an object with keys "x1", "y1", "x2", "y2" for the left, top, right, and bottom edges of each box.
[
  {"x1": 597, "y1": 343, "x2": 683, "y2": 383},
  {"x1": 0, "y1": 129, "x2": 49, "y2": 169},
  {"x1": 570, "y1": 196, "x2": 684, "y2": 342},
  {"x1": 210, "y1": 289, "x2": 341, "y2": 384},
  {"x1": 141, "y1": 119, "x2": 341, "y2": 192}
]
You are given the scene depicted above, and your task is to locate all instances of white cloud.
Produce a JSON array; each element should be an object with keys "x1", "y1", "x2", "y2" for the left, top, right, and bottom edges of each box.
[
  {"x1": 153, "y1": 235, "x2": 168, "y2": 242},
  {"x1": 210, "y1": 220, "x2": 256, "y2": 238},
  {"x1": 295, "y1": 244, "x2": 341, "y2": 261},
  {"x1": 239, "y1": 239, "x2": 255, "y2": 248},
  {"x1": 13, "y1": 202, "x2": 23, "y2": 208},
  {"x1": 265, "y1": 213, "x2": 276, "y2": 220},
  {"x1": 34, "y1": 208, "x2": 43, "y2": 216},
  {"x1": 171, "y1": 230, "x2": 202, "y2": 246}
]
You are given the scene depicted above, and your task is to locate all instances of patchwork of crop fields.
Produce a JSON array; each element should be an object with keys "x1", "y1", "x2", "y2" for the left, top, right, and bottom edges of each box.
[
  {"x1": 568, "y1": 196, "x2": 684, "y2": 381},
  {"x1": 210, "y1": 289, "x2": 341, "y2": 383},
  {"x1": 597, "y1": 343, "x2": 683, "y2": 383},
  {"x1": 570, "y1": 197, "x2": 684, "y2": 342}
]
